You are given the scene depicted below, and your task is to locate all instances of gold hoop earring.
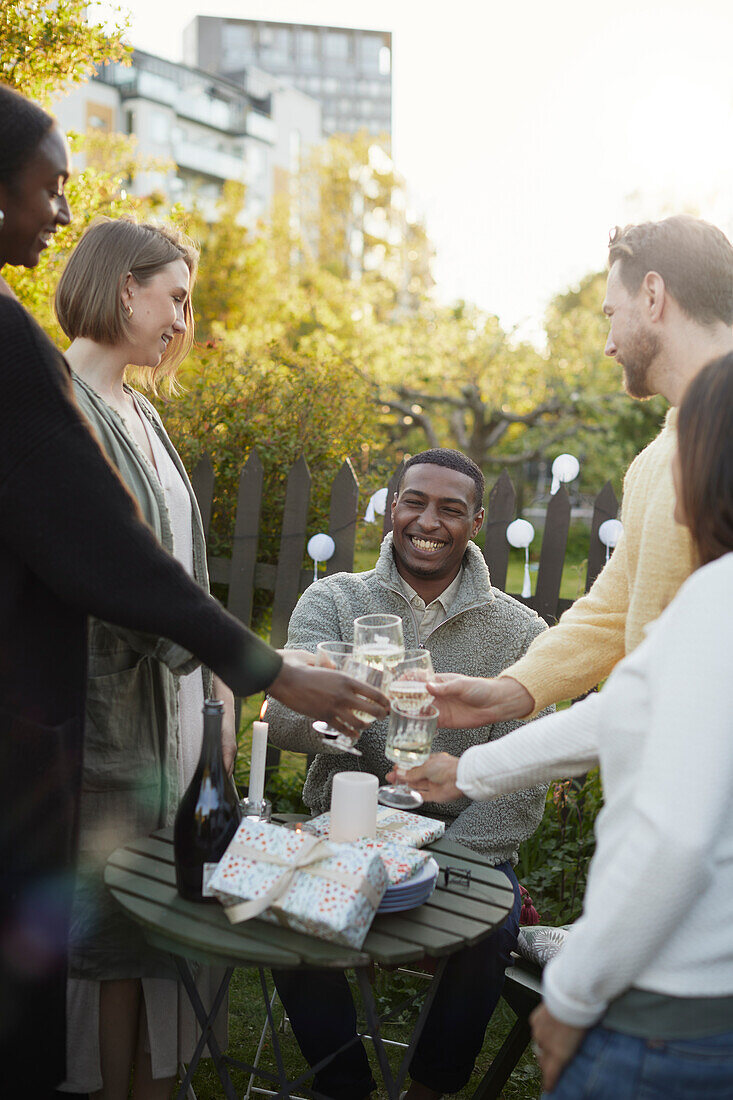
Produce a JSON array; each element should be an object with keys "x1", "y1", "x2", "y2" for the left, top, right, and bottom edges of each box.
[{"x1": 124, "y1": 302, "x2": 133, "y2": 317}]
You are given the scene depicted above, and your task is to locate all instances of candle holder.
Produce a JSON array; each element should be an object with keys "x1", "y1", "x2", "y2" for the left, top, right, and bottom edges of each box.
[{"x1": 240, "y1": 796, "x2": 272, "y2": 822}]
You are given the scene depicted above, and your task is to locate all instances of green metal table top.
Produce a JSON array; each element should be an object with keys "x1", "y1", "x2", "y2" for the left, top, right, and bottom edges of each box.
[{"x1": 105, "y1": 822, "x2": 515, "y2": 972}]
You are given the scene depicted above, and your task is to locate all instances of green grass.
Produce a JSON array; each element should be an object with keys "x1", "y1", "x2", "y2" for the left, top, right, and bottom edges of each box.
[{"x1": 185, "y1": 967, "x2": 542, "y2": 1099}]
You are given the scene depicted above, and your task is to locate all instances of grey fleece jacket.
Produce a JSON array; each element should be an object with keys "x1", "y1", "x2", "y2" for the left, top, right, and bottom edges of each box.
[{"x1": 266, "y1": 534, "x2": 551, "y2": 865}]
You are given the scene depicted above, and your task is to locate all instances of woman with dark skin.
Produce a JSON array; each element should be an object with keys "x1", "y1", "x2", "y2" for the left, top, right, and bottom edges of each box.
[{"x1": 0, "y1": 85, "x2": 387, "y2": 1097}]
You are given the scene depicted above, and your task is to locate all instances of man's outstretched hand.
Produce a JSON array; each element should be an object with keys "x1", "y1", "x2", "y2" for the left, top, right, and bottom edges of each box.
[
  {"x1": 428, "y1": 673, "x2": 534, "y2": 728},
  {"x1": 268, "y1": 654, "x2": 389, "y2": 735}
]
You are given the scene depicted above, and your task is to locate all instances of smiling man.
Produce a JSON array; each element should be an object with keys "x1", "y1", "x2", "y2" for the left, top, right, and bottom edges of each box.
[
  {"x1": 429, "y1": 217, "x2": 733, "y2": 738},
  {"x1": 266, "y1": 447, "x2": 550, "y2": 1100}
]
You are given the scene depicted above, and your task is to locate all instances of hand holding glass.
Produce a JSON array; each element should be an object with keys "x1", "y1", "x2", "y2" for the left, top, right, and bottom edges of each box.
[
  {"x1": 379, "y1": 702, "x2": 439, "y2": 809},
  {"x1": 312, "y1": 642, "x2": 392, "y2": 754},
  {"x1": 312, "y1": 642, "x2": 361, "y2": 755}
]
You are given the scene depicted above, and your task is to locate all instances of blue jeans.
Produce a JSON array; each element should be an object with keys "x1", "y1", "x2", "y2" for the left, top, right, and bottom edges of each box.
[
  {"x1": 273, "y1": 862, "x2": 521, "y2": 1099},
  {"x1": 546, "y1": 1024, "x2": 733, "y2": 1099}
]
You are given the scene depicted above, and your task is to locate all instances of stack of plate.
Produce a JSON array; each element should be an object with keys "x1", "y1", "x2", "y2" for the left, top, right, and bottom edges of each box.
[{"x1": 376, "y1": 857, "x2": 439, "y2": 914}]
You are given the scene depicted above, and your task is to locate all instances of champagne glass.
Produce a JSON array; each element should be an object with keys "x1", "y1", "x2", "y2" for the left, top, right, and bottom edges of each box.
[
  {"x1": 387, "y1": 649, "x2": 435, "y2": 715},
  {"x1": 312, "y1": 641, "x2": 363, "y2": 755},
  {"x1": 379, "y1": 702, "x2": 439, "y2": 809},
  {"x1": 352, "y1": 614, "x2": 405, "y2": 683}
]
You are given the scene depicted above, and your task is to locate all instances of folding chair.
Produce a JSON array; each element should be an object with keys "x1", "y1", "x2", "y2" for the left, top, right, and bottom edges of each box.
[{"x1": 470, "y1": 958, "x2": 542, "y2": 1100}]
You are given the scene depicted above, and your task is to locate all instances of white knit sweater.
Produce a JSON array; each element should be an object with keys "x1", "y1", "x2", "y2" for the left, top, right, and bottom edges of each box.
[{"x1": 457, "y1": 552, "x2": 733, "y2": 1028}]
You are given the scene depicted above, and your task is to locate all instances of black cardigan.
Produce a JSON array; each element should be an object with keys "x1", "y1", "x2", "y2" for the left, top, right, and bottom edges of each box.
[{"x1": 0, "y1": 296, "x2": 281, "y2": 1090}]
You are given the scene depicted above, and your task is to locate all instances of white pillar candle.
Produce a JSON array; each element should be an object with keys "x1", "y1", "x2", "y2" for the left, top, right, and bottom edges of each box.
[
  {"x1": 249, "y1": 703, "x2": 268, "y2": 806},
  {"x1": 329, "y1": 772, "x2": 378, "y2": 843}
]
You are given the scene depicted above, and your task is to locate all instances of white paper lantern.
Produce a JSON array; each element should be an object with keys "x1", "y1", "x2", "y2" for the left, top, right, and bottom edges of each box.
[
  {"x1": 506, "y1": 519, "x2": 535, "y2": 549},
  {"x1": 550, "y1": 453, "x2": 580, "y2": 495},
  {"x1": 506, "y1": 519, "x2": 535, "y2": 598},
  {"x1": 364, "y1": 487, "x2": 389, "y2": 524},
  {"x1": 307, "y1": 533, "x2": 336, "y2": 581},
  {"x1": 598, "y1": 519, "x2": 623, "y2": 562}
]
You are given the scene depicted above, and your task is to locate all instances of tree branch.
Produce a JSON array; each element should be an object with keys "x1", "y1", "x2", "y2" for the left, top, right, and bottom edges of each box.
[
  {"x1": 450, "y1": 408, "x2": 469, "y2": 450},
  {"x1": 381, "y1": 399, "x2": 440, "y2": 449},
  {"x1": 483, "y1": 423, "x2": 587, "y2": 467}
]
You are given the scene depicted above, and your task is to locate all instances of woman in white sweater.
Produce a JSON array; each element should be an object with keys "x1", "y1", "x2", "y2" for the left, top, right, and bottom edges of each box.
[{"x1": 392, "y1": 352, "x2": 733, "y2": 1098}]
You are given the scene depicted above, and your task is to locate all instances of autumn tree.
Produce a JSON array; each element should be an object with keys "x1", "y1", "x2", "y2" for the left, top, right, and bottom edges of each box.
[
  {"x1": 370, "y1": 302, "x2": 598, "y2": 470},
  {"x1": 0, "y1": 0, "x2": 130, "y2": 104},
  {"x1": 296, "y1": 131, "x2": 434, "y2": 317}
]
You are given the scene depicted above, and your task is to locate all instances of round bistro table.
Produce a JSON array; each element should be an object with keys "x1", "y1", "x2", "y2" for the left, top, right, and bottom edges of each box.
[{"x1": 105, "y1": 819, "x2": 515, "y2": 1100}]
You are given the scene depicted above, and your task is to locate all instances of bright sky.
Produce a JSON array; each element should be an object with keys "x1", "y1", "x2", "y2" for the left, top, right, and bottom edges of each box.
[{"x1": 101, "y1": 0, "x2": 733, "y2": 338}]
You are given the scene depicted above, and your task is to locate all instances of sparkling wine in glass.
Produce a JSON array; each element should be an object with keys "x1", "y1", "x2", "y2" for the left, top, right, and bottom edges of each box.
[
  {"x1": 387, "y1": 649, "x2": 435, "y2": 715},
  {"x1": 379, "y1": 702, "x2": 439, "y2": 810},
  {"x1": 352, "y1": 614, "x2": 405, "y2": 684},
  {"x1": 312, "y1": 641, "x2": 363, "y2": 756}
]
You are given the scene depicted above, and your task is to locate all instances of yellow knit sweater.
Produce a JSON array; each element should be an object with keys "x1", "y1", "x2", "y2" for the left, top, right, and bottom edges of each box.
[{"x1": 506, "y1": 408, "x2": 696, "y2": 714}]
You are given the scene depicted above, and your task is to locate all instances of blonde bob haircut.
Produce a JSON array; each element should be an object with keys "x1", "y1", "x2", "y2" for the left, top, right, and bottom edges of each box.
[{"x1": 55, "y1": 216, "x2": 199, "y2": 392}]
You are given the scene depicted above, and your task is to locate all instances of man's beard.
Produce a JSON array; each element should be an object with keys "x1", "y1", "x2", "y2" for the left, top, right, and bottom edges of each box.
[{"x1": 620, "y1": 326, "x2": 661, "y2": 399}]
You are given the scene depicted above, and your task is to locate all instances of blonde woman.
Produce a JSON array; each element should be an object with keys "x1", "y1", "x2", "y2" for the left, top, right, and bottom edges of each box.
[{"x1": 55, "y1": 218, "x2": 233, "y2": 1099}]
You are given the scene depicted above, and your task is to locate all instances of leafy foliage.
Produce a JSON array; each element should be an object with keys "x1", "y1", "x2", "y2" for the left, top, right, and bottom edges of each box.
[
  {"x1": 154, "y1": 337, "x2": 377, "y2": 564},
  {"x1": 3, "y1": 0, "x2": 663, "y2": 594},
  {"x1": 517, "y1": 767, "x2": 603, "y2": 925},
  {"x1": 0, "y1": 0, "x2": 130, "y2": 104}
]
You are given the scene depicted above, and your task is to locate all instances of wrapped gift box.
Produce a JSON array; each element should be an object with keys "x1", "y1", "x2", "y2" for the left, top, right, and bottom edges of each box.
[
  {"x1": 309, "y1": 805, "x2": 445, "y2": 850},
  {"x1": 352, "y1": 838, "x2": 432, "y2": 885},
  {"x1": 206, "y1": 819, "x2": 389, "y2": 949}
]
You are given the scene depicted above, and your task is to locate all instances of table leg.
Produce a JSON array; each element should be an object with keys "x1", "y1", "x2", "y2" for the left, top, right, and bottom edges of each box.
[
  {"x1": 174, "y1": 958, "x2": 238, "y2": 1100},
  {"x1": 355, "y1": 957, "x2": 449, "y2": 1100},
  {"x1": 355, "y1": 967, "x2": 397, "y2": 1099},
  {"x1": 395, "y1": 956, "x2": 447, "y2": 1087},
  {"x1": 259, "y1": 966, "x2": 290, "y2": 1092}
]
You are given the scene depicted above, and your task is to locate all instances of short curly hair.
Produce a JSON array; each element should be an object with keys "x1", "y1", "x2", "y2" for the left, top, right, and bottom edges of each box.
[
  {"x1": 398, "y1": 448, "x2": 485, "y2": 512},
  {"x1": 0, "y1": 84, "x2": 55, "y2": 188},
  {"x1": 608, "y1": 216, "x2": 733, "y2": 327}
]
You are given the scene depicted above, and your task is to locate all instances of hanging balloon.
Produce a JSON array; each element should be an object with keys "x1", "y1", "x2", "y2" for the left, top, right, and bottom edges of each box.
[
  {"x1": 550, "y1": 453, "x2": 580, "y2": 495},
  {"x1": 506, "y1": 519, "x2": 535, "y2": 599},
  {"x1": 364, "y1": 487, "x2": 389, "y2": 524},
  {"x1": 598, "y1": 518, "x2": 623, "y2": 562},
  {"x1": 307, "y1": 533, "x2": 336, "y2": 581},
  {"x1": 506, "y1": 519, "x2": 535, "y2": 549}
]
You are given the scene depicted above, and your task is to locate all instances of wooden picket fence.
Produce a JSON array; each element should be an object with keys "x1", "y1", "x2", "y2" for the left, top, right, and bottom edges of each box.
[{"x1": 191, "y1": 450, "x2": 619, "y2": 773}]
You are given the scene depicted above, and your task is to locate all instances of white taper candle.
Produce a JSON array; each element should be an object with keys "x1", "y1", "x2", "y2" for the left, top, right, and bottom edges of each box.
[{"x1": 249, "y1": 703, "x2": 268, "y2": 806}]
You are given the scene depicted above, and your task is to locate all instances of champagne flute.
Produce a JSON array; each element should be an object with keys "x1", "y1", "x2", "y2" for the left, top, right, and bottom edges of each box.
[
  {"x1": 379, "y1": 702, "x2": 439, "y2": 809},
  {"x1": 312, "y1": 641, "x2": 363, "y2": 755},
  {"x1": 387, "y1": 649, "x2": 435, "y2": 715},
  {"x1": 352, "y1": 614, "x2": 405, "y2": 683}
]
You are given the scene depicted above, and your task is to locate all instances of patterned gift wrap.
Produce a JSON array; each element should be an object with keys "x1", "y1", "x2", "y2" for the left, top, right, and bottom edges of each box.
[
  {"x1": 206, "y1": 820, "x2": 389, "y2": 949},
  {"x1": 353, "y1": 838, "x2": 432, "y2": 885},
  {"x1": 309, "y1": 806, "x2": 446, "y2": 850}
]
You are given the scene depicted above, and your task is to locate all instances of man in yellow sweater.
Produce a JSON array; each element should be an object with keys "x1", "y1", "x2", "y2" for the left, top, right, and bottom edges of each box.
[{"x1": 430, "y1": 215, "x2": 733, "y2": 726}]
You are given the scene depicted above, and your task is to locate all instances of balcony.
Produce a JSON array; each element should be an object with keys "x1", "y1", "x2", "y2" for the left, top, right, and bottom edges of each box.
[
  {"x1": 173, "y1": 140, "x2": 247, "y2": 182},
  {"x1": 246, "y1": 110, "x2": 275, "y2": 143}
]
